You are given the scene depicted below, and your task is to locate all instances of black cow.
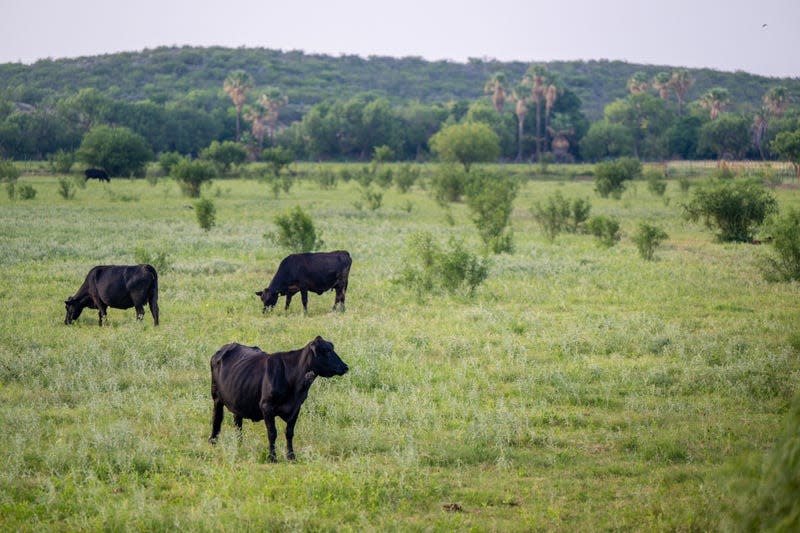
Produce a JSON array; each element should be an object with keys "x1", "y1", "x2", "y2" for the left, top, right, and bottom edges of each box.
[
  {"x1": 84, "y1": 168, "x2": 110, "y2": 182},
  {"x1": 208, "y1": 336, "x2": 349, "y2": 462},
  {"x1": 64, "y1": 264, "x2": 159, "y2": 326},
  {"x1": 256, "y1": 250, "x2": 351, "y2": 314}
]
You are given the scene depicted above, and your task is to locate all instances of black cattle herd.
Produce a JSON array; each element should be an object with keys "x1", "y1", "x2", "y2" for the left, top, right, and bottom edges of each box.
[{"x1": 63, "y1": 248, "x2": 352, "y2": 462}]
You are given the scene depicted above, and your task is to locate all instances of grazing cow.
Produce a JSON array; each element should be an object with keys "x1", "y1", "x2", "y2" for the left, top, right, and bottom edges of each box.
[
  {"x1": 84, "y1": 168, "x2": 110, "y2": 182},
  {"x1": 208, "y1": 336, "x2": 349, "y2": 462},
  {"x1": 64, "y1": 264, "x2": 159, "y2": 326},
  {"x1": 256, "y1": 250, "x2": 351, "y2": 314}
]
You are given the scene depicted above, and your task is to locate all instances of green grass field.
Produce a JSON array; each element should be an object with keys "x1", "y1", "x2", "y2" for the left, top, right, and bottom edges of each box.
[{"x1": 1, "y1": 166, "x2": 798, "y2": 531}]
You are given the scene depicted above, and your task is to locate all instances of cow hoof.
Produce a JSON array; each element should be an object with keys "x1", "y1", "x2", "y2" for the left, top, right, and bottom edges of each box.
[
  {"x1": 208, "y1": 437, "x2": 218, "y2": 445},
  {"x1": 267, "y1": 455, "x2": 277, "y2": 463}
]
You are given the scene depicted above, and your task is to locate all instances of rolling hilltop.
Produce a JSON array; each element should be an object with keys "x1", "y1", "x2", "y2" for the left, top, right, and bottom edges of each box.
[{"x1": 1, "y1": 46, "x2": 799, "y2": 120}]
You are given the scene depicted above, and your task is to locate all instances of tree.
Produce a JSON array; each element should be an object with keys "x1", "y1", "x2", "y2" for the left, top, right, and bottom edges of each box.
[
  {"x1": 771, "y1": 129, "x2": 800, "y2": 180},
  {"x1": 525, "y1": 64, "x2": 552, "y2": 161},
  {"x1": 511, "y1": 86, "x2": 530, "y2": 161},
  {"x1": 484, "y1": 72, "x2": 508, "y2": 114},
  {"x1": 670, "y1": 69, "x2": 694, "y2": 116},
  {"x1": 698, "y1": 113, "x2": 750, "y2": 160},
  {"x1": 171, "y1": 158, "x2": 217, "y2": 198},
  {"x1": 653, "y1": 72, "x2": 672, "y2": 101},
  {"x1": 700, "y1": 87, "x2": 731, "y2": 120},
  {"x1": 579, "y1": 121, "x2": 634, "y2": 161},
  {"x1": 223, "y1": 70, "x2": 253, "y2": 141},
  {"x1": 429, "y1": 122, "x2": 500, "y2": 172},
  {"x1": 627, "y1": 72, "x2": 650, "y2": 94},
  {"x1": 76, "y1": 125, "x2": 153, "y2": 177},
  {"x1": 763, "y1": 86, "x2": 789, "y2": 118},
  {"x1": 465, "y1": 171, "x2": 519, "y2": 253},
  {"x1": 594, "y1": 157, "x2": 642, "y2": 199},
  {"x1": 246, "y1": 88, "x2": 288, "y2": 150}
]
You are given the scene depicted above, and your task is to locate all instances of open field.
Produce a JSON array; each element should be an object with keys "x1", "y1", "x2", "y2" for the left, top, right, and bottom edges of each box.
[{"x1": 1, "y1": 166, "x2": 799, "y2": 531}]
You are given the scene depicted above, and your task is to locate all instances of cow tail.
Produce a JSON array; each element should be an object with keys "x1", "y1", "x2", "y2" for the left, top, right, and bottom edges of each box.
[{"x1": 146, "y1": 264, "x2": 159, "y2": 325}]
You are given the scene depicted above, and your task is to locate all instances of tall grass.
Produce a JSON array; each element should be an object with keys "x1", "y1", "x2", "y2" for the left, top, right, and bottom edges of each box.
[{"x1": 1, "y1": 168, "x2": 798, "y2": 531}]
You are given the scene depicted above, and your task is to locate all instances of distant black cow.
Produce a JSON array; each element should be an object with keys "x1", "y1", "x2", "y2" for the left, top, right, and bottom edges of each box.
[
  {"x1": 64, "y1": 264, "x2": 159, "y2": 326},
  {"x1": 256, "y1": 251, "x2": 351, "y2": 314},
  {"x1": 84, "y1": 168, "x2": 110, "y2": 182},
  {"x1": 208, "y1": 336, "x2": 349, "y2": 462}
]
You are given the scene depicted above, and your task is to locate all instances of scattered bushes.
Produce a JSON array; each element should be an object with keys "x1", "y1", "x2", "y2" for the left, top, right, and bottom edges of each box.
[
  {"x1": 269, "y1": 205, "x2": 323, "y2": 252},
  {"x1": 760, "y1": 208, "x2": 800, "y2": 282},
  {"x1": 587, "y1": 215, "x2": 621, "y2": 247},
  {"x1": 683, "y1": 178, "x2": 777, "y2": 242},
  {"x1": 431, "y1": 164, "x2": 467, "y2": 204},
  {"x1": 594, "y1": 157, "x2": 642, "y2": 199},
  {"x1": 76, "y1": 125, "x2": 153, "y2": 177},
  {"x1": 58, "y1": 177, "x2": 76, "y2": 199},
  {"x1": 394, "y1": 163, "x2": 420, "y2": 193},
  {"x1": 200, "y1": 140, "x2": 247, "y2": 174},
  {"x1": 633, "y1": 223, "x2": 668, "y2": 260},
  {"x1": 398, "y1": 232, "x2": 489, "y2": 295},
  {"x1": 195, "y1": 198, "x2": 216, "y2": 231}
]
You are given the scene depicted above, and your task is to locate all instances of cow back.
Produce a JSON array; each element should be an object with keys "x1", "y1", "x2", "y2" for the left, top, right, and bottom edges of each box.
[{"x1": 211, "y1": 343, "x2": 269, "y2": 421}]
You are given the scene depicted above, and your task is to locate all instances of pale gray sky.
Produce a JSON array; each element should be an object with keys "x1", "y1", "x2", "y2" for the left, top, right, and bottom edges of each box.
[{"x1": 1, "y1": 0, "x2": 798, "y2": 78}]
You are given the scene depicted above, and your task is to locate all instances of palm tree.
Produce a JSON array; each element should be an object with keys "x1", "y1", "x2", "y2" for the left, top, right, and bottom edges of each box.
[
  {"x1": 670, "y1": 69, "x2": 693, "y2": 116},
  {"x1": 223, "y1": 70, "x2": 254, "y2": 141},
  {"x1": 652, "y1": 72, "x2": 672, "y2": 101},
  {"x1": 484, "y1": 72, "x2": 508, "y2": 114},
  {"x1": 700, "y1": 87, "x2": 730, "y2": 120},
  {"x1": 627, "y1": 72, "x2": 650, "y2": 94},
  {"x1": 544, "y1": 83, "x2": 560, "y2": 152},
  {"x1": 511, "y1": 86, "x2": 529, "y2": 162},
  {"x1": 246, "y1": 89, "x2": 288, "y2": 151},
  {"x1": 752, "y1": 108, "x2": 769, "y2": 160},
  {"x1": 764, "y1": 86, "x2": 788, "y2": 118},
  {"x1": 525, "y1": 65, "x2": 550, "y2": 161}
]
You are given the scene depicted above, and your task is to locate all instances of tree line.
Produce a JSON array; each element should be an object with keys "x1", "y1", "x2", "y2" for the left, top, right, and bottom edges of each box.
[{"x1": 1, "y1": 48, "x2": 799, "y2": 165}]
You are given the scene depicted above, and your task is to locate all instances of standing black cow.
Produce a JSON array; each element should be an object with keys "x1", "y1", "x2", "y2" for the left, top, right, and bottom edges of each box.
[
  {"x1": 208, "y1": 336, "x2": 349, "y2": 462},
  {"x1": 84, "y1": 168, "x2": 110, "y2": 182},
  {"x1": 255, "y1": 251, "x2": 351, "y2": 314},
  {"x1": 64, "y1": 264, "x2": 159, "y2": 326}
]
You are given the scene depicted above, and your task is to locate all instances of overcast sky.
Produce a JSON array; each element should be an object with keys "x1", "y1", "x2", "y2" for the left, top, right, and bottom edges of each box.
[{"x1": 1, "y1": 0, "x2": 798, "y2": 78}]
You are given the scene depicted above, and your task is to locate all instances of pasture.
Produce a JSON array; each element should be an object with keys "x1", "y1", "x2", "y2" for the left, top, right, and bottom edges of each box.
[{"x1": 1, "y1": 166, "x2": 798, "y2": 531}]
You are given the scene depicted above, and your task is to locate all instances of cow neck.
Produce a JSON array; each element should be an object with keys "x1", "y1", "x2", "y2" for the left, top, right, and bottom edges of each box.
[{"x1": 285, "y1": 345, "x2": 316, "y2": 384}]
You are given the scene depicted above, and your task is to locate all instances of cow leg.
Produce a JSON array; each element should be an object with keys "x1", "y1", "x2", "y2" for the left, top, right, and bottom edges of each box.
[
  {"x1": 209, "y1": 397, "x2": 224, "y2": 444},
  {"x1": 334, "y1": 287, "x2": 346, "y2": 312},
  {"x1": 97, "y1": 303, "x2": 108, "y2": 326},
  {"x1": 301, "y1": 290, "x2": 309, "y2": 314},
  {"x1": 284, "y1": 293, "x2": 293, "y2": 310},
  {"x1": 285, "y1": 414, "x2": 300, "y2": 461},
  {"x1": 234, "y1": 415, "x2": 243, "y2": 443},
  {"x1": 264, "y1": 416, "x2": 278, "y2": 462},
  {"x1": 135, "y1": 304, "x2": 145, "y2": 321}
]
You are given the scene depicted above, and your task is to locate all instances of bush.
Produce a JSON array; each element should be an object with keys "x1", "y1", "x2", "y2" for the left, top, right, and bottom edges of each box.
[
  {"x1": 683, "y1": 178, "x2": 778, "y2": 242},
  {"x1": 594, "y1": 157, "x2": 642, "y2": 199},
  {"x1": 465, "y1": 171, "x2": 519, "y2": 254},
  {"x1": 134, "y1": 245, "x2": 172, "y2": 274},
  {"x1": 431, "y1": 164, "x2": 467, "y2": 204},
  {"x1": 587, "y1": 215, "x2": 621, "y2": 247},
  {"x1": 201, "y1": 141, "x2": 247, "y2": 174},
  {"x1": 359, "y1": 186, "x2": 383, "y2": 211},
  {"x1": 398, "y1": 232, "x2": 489, "y2": 295},
  {"x1": 270, "y1": 206, "x2": 323, "y2": 252},
  {"x1": 632, "y1": 223, "x2": 668, "y2": 260},
  {"x1": 58, "y1": 177, "x2": 76, "y2": 200},
  {"x1": 76, "y1": 125, "x2": 153, "y2": 177},
  {"x1": 315, "y1": 168, "x2": 338, "y2": 190},
  {"x1": 158, "y1": 152, "x2": 183, "y2": 175},
  {"x1": 48, "y1": 149, "x2": 75, "y2": 174},
  {"x1": 1, "y1": 158, "x2": 20, "y2": 199},
  {"x1": 760, "y1": 208, "x2": 800, "y2": 282},
  {"x1": 262, "y1": 147, "x2": 294, "y2": 177},
  {"x1": 171, "y1": 159, "x2": 217, "y2": 198},
  {"x1": 17, "y1": 184, "x2": 37, "y2": 200},
  {"x1": 645, "y1": 169, "x2": 667, "y2": 196},
  {"x1": 394, "y1": 163, "x2": 420, "y2": 193},
  {"x1": 195, "y1": 198, "x2": 216, "y2": 231},
  {"x1": 532, "y1": 191, "x2": 591, "y2": 242}
]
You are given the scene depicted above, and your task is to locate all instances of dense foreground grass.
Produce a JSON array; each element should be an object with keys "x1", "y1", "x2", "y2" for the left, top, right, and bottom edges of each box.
[{"x1": 1, "y1": 167, "x2": 799, "y2": 531}]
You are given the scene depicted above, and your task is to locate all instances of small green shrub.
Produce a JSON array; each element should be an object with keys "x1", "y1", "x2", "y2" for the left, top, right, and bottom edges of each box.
[
  {"x1": 465, "y1": 171, "x2": 519, "y2": 254},
  {"x1": 17, "y1": 184, "x2": 37, "y2": 200},
  {"x1": 632, "y1": 223, "x2": 668, "y2": 260},
  {"x1": 134, "y1": 245, "x2": 172, "y2": 274},
  {"x1": 760, "y1": 208, "x2": 800, "y2": 282},
  {"x1": 201, "y1": 140, "x2": 246, "y2": 174},
  {"x1": 48, "y1": 150, "x2": 75, "y2": 174},
  {"x1": 171, "y1": 159, "x2": 217, "y2": 198},
  {"x1": 678, "y1": 176, "x2": 691, "y2": 193},
  {"x1": 394, "y1": 163, "x2": 420, "y2": 193},
  {"x1": 532, "y1": 191, "x2": 590, "y2": 242},
  {"x1": 683, "y1": 178, "x2": 777, "y2": 242},
  {"x1": 158, "y1": 151, "x2": 183, "y2": 175},
  {"x1": 58, "y1": 177, "x2": 76, "y2": 200},
  {"x1": 645, "y1": 169, "x2": 667, "y2": 196},
  {"x1": 360, "y1": 186, "x2": 383, "y2": 211},
  {"x1": 398, "y1": 232, "x2": 489, "y2": 295},
  {"x1": 261, "y1": 147, "x2": 294, "y2": 177},
  {"x1": 270, "y1": 205, "x2": 323, "y2": 252},
  {"x1": 315, "y1": 168, "x2": 338, "y2": 190},
  {"x1": 1, "y1": 159, "x2": 20, "y2": 199},
  {"x1": 594, "y1": 157, "x2": 642, "y2": 199},
  {"x1": 431, "y1": 164, "x2": 466, "y2": 204},
  {"x1": 195, "y1": 198, "x2": 216, "y2": 231},
  {"x1": 587, "y1": 215, "x2": 621, "y2": 247}
]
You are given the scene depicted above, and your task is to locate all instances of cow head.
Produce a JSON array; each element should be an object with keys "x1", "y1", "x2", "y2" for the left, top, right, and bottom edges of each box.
[
  {"x1": 308, "y1": 336, "x2": 349, "y2": 377},
  {"x1": 64, "y1": 296, "x2": 83, "y2": 324},
  {"x1": 255, "y1": 289, "x2": 278, "y2": 312}
]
